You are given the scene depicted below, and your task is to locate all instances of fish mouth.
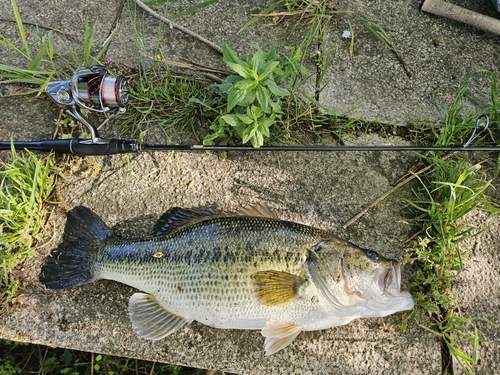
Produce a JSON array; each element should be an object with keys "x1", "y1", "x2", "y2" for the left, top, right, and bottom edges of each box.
[
  {"x1": 378, "y1": 260, "x2": 401, "y2": 296},
  {"x1": 339, "y1": 258, "x2": 404, "y2": 299}
]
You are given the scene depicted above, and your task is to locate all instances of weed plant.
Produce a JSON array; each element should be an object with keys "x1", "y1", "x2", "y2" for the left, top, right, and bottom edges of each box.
[
  {"x1": 0, "y1": 0, "x2": 113, "y2": 95},
  {"x1": 407, "y1": 158, "x2": 498, "y2": 374},
  {"x1": 404, "y1": 70, "x2": 500, "y2": 374},
  {"x1": 201, "y1": 44, "x2": 308, "y2": 147},
  {"x1": 120, "y1": 62, "x2": 211, "y2": 143},
  {"x1": 0, "y1": 340, "x2": 197, "y2": 375},
  {"x1": 0, "y1": 147, "x2": 60, "y2": 308}
]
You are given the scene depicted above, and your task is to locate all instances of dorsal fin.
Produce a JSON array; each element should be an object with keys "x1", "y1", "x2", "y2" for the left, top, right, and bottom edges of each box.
[
  {"x1": 151, "y1": 204, "x2": 279, "y2": 237},
  {"x1": 225, "y1": 203, "x2": 279, "y2": 219},
  {"x1": 151, "y1": 207, "x2": 215, "y2": 236}
]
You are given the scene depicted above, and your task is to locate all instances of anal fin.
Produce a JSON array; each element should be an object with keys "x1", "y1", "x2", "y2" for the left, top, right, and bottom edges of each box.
[
  {"x1": 128, "y1": 293, "x2": 191, "y2": 340},
  {"x1": 261, "y1": 321, "x2": 303, "y2": 356}
]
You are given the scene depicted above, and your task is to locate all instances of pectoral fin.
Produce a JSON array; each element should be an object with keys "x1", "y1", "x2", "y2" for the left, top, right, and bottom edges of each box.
[
  {"x1": 252, "y1": 270, "x2": 304, "y2": 305},
  {"x1": 252, "y1": 270, "x2": 305, "y2": 305},
  {"x1": 128, "y1": 293, "x2": 191, "y2": 340},
  {"x1": 261, "y1": 321, "x2": 303, "y2": 355}
]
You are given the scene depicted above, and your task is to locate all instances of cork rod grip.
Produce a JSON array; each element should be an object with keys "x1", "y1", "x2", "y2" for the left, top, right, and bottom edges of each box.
[{"x1": 420, "y1": 0, "x2": 500, "y2": 36}]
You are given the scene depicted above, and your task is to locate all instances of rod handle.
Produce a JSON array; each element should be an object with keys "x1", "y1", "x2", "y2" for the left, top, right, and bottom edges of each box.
[
  {"x1": 67, "y1": 139, "x2": 140, "y2": 155},
  {"x1": 0, "y1": 139, "x2": 140, "y2": 155},
  {"x1": 420, "y1": 0, "x2": 500, "y2": 36}
]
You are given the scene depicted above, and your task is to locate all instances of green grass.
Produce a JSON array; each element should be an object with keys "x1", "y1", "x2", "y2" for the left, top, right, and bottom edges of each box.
[
  {"x1": 0, "y1": 147, "x2": 60, "y2": 308},
  {"x1": 119, "y1": 62, "x2": 212, "y2": 144},
  {"x1": 0, "y1": 0, "x2": 114, "y2": 95},
  {"x1": 405, "y1": 158, "x2": 498, "y2": 375},
  {"x1": 0, "y1": 340, "x2": 201, "y2": 375},
  {"x1": 402, "y1": 69, "x2": 500, "y2": 375}
]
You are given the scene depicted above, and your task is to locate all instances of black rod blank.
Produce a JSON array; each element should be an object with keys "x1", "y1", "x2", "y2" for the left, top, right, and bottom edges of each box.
[{"x1": 1, "y1": 139, "x2": 499, "y2": 155}]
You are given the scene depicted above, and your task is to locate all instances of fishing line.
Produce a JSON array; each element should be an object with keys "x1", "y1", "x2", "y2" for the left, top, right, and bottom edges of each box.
[{"x1": 1, "y1": 66, "x2": 498, "y2": 155}]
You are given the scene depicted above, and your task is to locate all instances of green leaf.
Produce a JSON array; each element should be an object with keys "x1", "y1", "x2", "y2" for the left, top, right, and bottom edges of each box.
[
  {"x1": 263, "y1": 79, "x2": 290, "y2": 97},
  {"x1": 236, "y1": 113, "x2": 253, "y2": 125},
  {"x1": 11, "y1": 0, "x2": 30, "y2": 60},
  {"x1": 26, "y1": 44, "x2": 47, "y2": 71},
  {"x1": 226, "y1": 61, "x2": 252, "y2": 79},
  {"x1": 254, "y1": 131, "x2": 264, "y2": 148},
  {"x1": 221, "y1": 114, "x2": 244, "y2": 127},
  {"x1": 248, "y1": 104, "x2": 262, "y2": 119},
  {"x1": 61, "y1": 349, "x2": 73, "y2": 366},
  {"x1": 269, "y1": 99, "x2": 282, "y2": 114},
  {"x1": 242, "y1": 125, "x2": 256, "y2": 145},
  {"x1": 250, "y1": 48, "x2": 264, "y2": 74},
  {"x1": 255, "y1": 85, "x2": 271, "y2": 113},
  {"x1": 226, "y1": 89, "x2": 238, "y2": 112},
  {"x1": 227, "y1": 86, "x2": 255, "y2": 111},
  {"x1": 43, "y1": 357, "x2": 57, "y2": 373},
  {"x1": 234, "y1": 79, "x2": 257, "y2": 91},
  {"x1": 223, "y1": 44, "x2": 243, "y2": 65},
  {"x1": 258, "y1": 61, "x2": 279, "y2": 81}
]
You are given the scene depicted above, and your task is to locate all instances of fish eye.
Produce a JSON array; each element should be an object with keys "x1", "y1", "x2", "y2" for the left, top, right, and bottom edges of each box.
[{"x1": 366, "y1": 250, "x2": 379, "y2": 262}]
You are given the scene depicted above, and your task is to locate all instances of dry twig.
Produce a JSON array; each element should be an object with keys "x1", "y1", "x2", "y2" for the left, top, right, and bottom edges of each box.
[
  {"x1": 133, "y1": 0, "x2": 223, "y2": 55},
  {"x1": 343, "y1": 153, "x2": 455, "y2": 229}
]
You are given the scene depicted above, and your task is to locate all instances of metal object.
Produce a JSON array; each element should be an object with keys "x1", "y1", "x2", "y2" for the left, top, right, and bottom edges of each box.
[{"x1": 45, "y1": 65, "x2": 129, "y2": 144}]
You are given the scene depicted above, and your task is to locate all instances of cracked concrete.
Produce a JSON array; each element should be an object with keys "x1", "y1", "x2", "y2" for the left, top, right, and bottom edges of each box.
[{"x1": 1, "y1": 0, "x2": 500, "y2": 374}]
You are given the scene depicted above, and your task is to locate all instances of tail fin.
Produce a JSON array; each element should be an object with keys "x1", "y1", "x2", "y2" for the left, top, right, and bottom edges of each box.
[{"x1": 40, "y1": 206, "x2": 113, "y2": 289}]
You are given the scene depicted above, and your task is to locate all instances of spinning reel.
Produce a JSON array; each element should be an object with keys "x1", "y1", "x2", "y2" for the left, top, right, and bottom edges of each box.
[{"x1": 45, "y1": 65, "x2": 129, "y2": 144}]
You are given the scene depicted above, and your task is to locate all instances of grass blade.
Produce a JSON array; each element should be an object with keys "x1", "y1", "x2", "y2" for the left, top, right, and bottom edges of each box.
[
  {"x1": 170, "y1": 0, "x2": 218, "y2": 20},
  {"x1": 10, "y1": 0, "x2": 31, "y2": 60},
  {"x1": 238, "y1": 0, "x2": 283, "y2": 33},
  {"x1": 26, "y1": 44, "x2": 47, "y2": 71}
]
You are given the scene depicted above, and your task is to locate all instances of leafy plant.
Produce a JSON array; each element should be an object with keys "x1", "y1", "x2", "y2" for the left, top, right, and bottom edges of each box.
[
  {"x1": 203, "y1": 43, "x2": 307, "y2": 147},
  {"x1": 406, "y1": 159, "x2": 498, "y2": 374},
  {"x1": 400, "y1": 69, "x2": 500, "y2": 374}
]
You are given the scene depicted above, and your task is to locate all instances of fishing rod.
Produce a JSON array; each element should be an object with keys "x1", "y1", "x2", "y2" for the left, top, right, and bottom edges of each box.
[{"x1": 0, "y1": 65, "x2": 498, "y2": 155}]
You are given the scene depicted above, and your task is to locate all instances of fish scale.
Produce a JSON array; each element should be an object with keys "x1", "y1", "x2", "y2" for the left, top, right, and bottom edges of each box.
[
  {"x1": 40, "y1": 205, "x2": 414, "y2": 355},
  {"x1": 91, "y1": 216, "x2": 320, "y2": 327}
]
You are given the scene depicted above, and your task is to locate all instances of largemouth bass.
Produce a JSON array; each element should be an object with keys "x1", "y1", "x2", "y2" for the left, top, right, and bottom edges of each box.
[{"x1": 40, "y1": 205, "x2": 414, "y2": 355}]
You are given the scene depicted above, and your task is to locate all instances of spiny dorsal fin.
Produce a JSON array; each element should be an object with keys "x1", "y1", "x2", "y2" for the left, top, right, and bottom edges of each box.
[
  {"x1": 252, "y1": 270, "x2": 304, "y2": 305},
  {"x1": 152, "y1": 204, "x2": 278, "y2": 237},
  {"x1": 151, "y1": 207, "x2": 215, "y2": 236},
  {"x1": 225, "y1": 203, "x2": 279, "y2": 219},
  {"x1": 128, "y1": 293, "x2": 191, "y2": 340},
  {"x1": 261, "y1": 321, "x2": 303, "y2": 355}
]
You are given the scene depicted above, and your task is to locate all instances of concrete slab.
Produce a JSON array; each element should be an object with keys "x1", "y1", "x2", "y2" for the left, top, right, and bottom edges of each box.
[
  {"x1": 1, "y1": 0, "x2": 499, "y2": 374},
  {"x1": 450, "y1": 211, "x2": 500, "y2": 375},
  {"x1": 320, "y1": 0, "x2": 500, "y2": 124},
  {"x1": 0, "y1": 128, "x2": 440, "y2": 374}
]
